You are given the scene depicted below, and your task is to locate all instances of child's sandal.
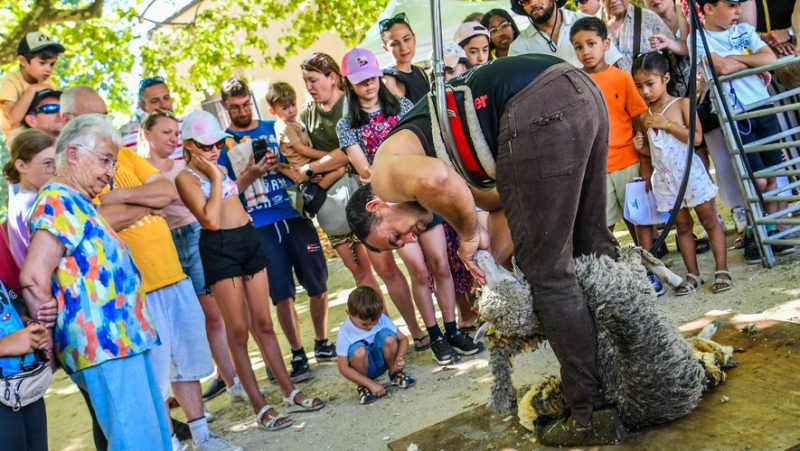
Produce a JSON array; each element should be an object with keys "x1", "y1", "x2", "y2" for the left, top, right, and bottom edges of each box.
[
  {"x1": 390, "y1": 371, "x2": 417, "y2": 389},
  {"x1": 712, "y1": 270, "x2": 734, "y2": 294},
  {"x1": 676, "y1": 273, "x2": 703, "y2": 296},
  {"x1": 256, "y1": 405, "x2": 292, "y2": 431},
  {"x1": 283, "y1": 388, "x2": 325, "y2": 413}
]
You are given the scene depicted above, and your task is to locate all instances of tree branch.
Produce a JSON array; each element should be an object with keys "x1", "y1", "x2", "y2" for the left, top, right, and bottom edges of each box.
[{"x1": 0, "y1": 0, "x2": 105, "y2": 66}]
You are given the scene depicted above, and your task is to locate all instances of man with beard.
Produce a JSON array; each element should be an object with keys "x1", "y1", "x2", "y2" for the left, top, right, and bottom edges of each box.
[
  {"x1": 346, "y1": 54, "x2": 630, "y2": 446},
  {"x1": 22, "y1": 89, "x2": 64, "y2": 138},
  {"x1": 217, "y1": 76, "x2": 334, "y2": 383},
  {"x1": 509, "y1": 0, "x2": 622, "y2": 67}
]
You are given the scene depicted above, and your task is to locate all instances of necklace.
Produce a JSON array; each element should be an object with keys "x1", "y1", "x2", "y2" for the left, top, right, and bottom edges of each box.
[{"x1": 533, "y1": 8, "x2": 560, "y2": 53}]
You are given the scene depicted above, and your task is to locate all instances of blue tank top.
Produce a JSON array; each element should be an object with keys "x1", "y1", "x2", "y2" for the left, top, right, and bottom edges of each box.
[{"x1": 0, "y1": 279, "x2": 36, "y2": 378}]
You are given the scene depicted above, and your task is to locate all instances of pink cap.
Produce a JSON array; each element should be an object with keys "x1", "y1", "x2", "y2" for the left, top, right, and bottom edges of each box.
[
  {"x1": 454, "y1": 23, "x2": 490, "y2": 47},
  {"x1": 341, "y1": 48, "x2": 383, "y2": 84},
  {"x1": 182, "y1": 110, "x2": 231, "y2": 145}
]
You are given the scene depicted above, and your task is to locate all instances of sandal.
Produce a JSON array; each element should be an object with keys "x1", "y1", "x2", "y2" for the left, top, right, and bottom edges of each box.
[
  {"x1": 357, "y1": 385, "x2": 376, "y2": 405},
  {"x1": 283, "y1": 388, "x2": 325, "y2": 413},
  {"x1": 712, "y1": 270, "x2": 734, "y2": 294},
  {"x1": 256, "y1": 405, "x2": 292, "y2": 431},
  {"x1": 413, "y1": 335, "x2": 431, "y2": 352},
  {"x1": 676, "y1": 273, "x2": 704, "y2": 296},
  {"x1": 675, "y1": 234, "x2": 711, "y2": 254}
]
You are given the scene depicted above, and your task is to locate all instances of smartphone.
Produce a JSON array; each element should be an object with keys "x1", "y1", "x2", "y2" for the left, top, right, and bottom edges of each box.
[{"x1": 252, "y1": 138, "x2": 268, "y2": 162}]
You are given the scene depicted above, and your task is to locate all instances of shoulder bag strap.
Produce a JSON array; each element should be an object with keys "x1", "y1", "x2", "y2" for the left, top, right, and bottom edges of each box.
[{"x1": 633, "y1": 5, "x2": 642, "y2": 58}]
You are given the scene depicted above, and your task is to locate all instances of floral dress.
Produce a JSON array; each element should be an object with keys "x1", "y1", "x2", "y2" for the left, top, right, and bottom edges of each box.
[{"x1": 336, "y1": 97, "x2": 414, "y2": 165}]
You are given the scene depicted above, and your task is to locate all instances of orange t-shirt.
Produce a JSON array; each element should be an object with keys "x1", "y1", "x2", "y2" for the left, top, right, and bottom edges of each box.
[{"x1": 589, "y1": 66, "x2": 648, "y2": 173}]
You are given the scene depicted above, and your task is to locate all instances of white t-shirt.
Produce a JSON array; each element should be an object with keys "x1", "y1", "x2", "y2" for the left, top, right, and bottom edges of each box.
[
  {"x1": 509, "y1": 8, "x2": 623, "y2": 68},
  {"x1": 695, "y1": 23, "x2": 769, "y2": 111},
  {"x1": 335, "y1": 314, "x2": 398, "y2": 357}
]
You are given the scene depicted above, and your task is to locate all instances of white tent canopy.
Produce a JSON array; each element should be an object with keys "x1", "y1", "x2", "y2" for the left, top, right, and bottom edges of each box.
[{"x1": 358, "y1": 0, "x2": 530, "y2": 68}]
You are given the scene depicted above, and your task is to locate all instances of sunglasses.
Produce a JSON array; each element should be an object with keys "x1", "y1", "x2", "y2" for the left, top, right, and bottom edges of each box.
[
  {"x1": 28, "y1": 104, "x2": 60, "y2": 115},
  {"x1": 575, "y1": 0, "x2": 590, "y2": 4},
  {"x1": 139, "y1": 76, "x2": 165, "y2": 94},
  {"x1": 190, "y1": 139, "x2": 226, "y2": 152},
  {"x1": 379, "y1": 12, "x2": 408, "y2": 32}
]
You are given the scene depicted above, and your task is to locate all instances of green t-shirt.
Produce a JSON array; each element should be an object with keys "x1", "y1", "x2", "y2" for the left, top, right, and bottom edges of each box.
[{"x1": 299, "y1": 95, "x2": 345, "y2": 152}]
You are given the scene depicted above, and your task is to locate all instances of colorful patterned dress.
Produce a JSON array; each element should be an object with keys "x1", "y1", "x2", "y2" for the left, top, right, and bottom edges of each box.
[
  {"x1": 28, "y1": 182, "x2": 159, "y2": 374},
  {"x1": 336, "y1": 97, "x2": 414, "y2": 164}
]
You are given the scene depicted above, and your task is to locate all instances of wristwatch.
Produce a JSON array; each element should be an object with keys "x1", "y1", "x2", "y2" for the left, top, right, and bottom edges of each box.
[
  {"x1": 789, "y1": 27, "x2": 796, "y2": 44},
  {"x1": 303, "y1": 164, "x2": 314, "y2": 177}
]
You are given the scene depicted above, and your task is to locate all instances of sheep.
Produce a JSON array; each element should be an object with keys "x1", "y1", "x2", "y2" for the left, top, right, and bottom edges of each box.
[{"x1": 473, "y1": 247, "x2": 733, "y2": 432}]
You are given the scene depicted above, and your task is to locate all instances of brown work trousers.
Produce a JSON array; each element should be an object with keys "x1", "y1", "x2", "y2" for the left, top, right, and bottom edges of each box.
[{"x1": 495, "y1": 63, "x2": 618, "y2": 426}]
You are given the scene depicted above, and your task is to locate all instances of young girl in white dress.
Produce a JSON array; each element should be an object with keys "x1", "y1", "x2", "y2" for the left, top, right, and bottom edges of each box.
[{"x1": 632, "y1": 52, "x2": 732, "y2": 295}]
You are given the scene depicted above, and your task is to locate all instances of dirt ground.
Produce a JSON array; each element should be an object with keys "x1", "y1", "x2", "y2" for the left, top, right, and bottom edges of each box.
[{"x1": 45, "y1": 224, "x2": 800, "y2": 451}]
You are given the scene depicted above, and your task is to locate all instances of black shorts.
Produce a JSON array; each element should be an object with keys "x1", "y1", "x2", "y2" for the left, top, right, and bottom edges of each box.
[
  {"x1": 199, "y1": 222, "x2": 269, "y2": 288},
  {"x1": 255, "y1": 217, "x2": 328, "y2": 304},
  {"x1": 737, "y1": 111, "x2": 785, "y2": 173}
]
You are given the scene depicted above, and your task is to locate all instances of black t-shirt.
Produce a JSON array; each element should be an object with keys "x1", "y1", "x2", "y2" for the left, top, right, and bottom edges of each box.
[
  {"x1": 755, "y1": 0, "x2": 792, "y2": 32},
  {"x1": 390, "y1": 54, "x2": 562, "y2": 157},
  {"x1": 382, "y1": 65, "x2": 431, "y2": 104}
]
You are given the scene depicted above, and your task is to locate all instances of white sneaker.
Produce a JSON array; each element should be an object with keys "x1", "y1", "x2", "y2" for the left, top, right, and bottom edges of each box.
[
  {"x1": 203, "y1": 404, "x2": 215, "y2": 423},
  {"x1": 193, "y1": 433, "x2": 243, "y2": 451},
  {"x1": 732, "y1": 207, "x2": 747, "y2": 234},
  {"x1": 226, "y1": 382, "x2": 248, "y2": 404}
]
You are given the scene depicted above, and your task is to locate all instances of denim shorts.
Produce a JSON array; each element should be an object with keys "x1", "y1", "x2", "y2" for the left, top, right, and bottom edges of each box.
[
  {"x1": 171, "y1": 222, "x2": 209, "y2": 295},
  {"x1": 347, "y1": 328, "x2": 397, "y2": 379},
  {"x1": 147, "y1": 278, "x2": 214, "y2": 399}
]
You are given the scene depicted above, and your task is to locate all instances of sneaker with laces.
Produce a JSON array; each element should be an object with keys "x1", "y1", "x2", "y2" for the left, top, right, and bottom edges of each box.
[
  {"x1": 430, "y1": 336, "x2": 460, "y2": 365},
  {"x1": 203, "y1": 405, "x2": 215, "y2": 423},
  {"x1": 226, "y1": 381, "x2": 248, "y2": 404},
  {"x1": 202, "y1": 378, "x2": 226, "y2": 401},
  {"x1": 193, "y1": 433, "x2": 243, "y2": 451},
  {"x1": 446, "y1": 330, "x2": 485, "y2": 356},
  {"x1": 743, "y1": 233, "x2": 762, "y2": 265},
  {"x1": 732, "y1": 207, "x2": 747, "y2": 234},
  {"x1": 647, "y1": 271, "x2": 666, "y2": 297},
  {"x1": 357, "y1": 385, "x2": 376, "y2": 405},
  {"x1": 768, "y1": 229, "x2": 797, "y2": 255},
  {"x1": 314, "y1": 339, "x2": 337, "y2": 362},
  {"x1": 290, "y1": 354, "x2": 311, "y2": 382},
  {"x1": 390, "y1": 371, "x2": 416, "y2": 388}
]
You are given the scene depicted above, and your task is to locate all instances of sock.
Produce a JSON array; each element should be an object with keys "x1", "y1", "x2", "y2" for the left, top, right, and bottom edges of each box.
[
  {"x1": 315, "y1": 338, "x2": 328, "y2": 346},
  {"x1": 171, "y1": 434, "x2": 182, "y2": 451},
  {"x1": 291, "y1": 347, "x2": 306, "y2": 358},
  {"x1": 444, "y1": 321, "x2": 458, "y2": 336},
  {"x1": 188, "y1": 417, "x2": 209, "y2": 443},
  {"x1": 427, "y1": 325, "x2": 444, "y2": 340}
]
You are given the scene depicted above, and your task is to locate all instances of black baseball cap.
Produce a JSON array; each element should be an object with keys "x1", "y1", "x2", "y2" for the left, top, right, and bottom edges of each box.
[
  {"x1": 17, "y1": 32, "x2": 65, "y2": 56},
  {"x1": 27, "y1": 89, "x2": 62, "y2": 115}
]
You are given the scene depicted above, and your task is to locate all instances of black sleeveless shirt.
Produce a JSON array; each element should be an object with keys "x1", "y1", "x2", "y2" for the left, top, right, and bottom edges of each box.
[{"x1": 382, "y1": 65, "x2": 430, "y2": 104}]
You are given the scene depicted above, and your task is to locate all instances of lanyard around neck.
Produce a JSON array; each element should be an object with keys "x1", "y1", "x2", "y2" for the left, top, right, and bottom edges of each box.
[{"x1": 533, "y1": 8, "x2": 560, "y2": 53}]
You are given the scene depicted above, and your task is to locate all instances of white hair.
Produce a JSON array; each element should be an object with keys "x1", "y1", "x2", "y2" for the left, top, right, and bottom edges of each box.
[
  {"x1": 55, "y1": 114, "x2": 123, "y2": 170},
  {"x1": 60, "y1": 85, "x2": 97, "y2": 118}
]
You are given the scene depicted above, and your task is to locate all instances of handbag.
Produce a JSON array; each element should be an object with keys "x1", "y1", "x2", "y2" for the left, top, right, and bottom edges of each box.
[
  {"x1": 1, "y1": 362, "x2": 52, "y2": 411},
  {"x1": 316, "y1": 172, "x2": 361, "y2": 237}
]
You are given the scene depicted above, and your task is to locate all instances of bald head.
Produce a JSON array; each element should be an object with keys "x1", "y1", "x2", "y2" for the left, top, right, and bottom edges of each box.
[{"x1": 61, "y1": 85, "x2": 109, "y2": 121}]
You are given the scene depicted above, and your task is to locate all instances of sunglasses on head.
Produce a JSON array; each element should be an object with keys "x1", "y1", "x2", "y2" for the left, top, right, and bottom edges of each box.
[
  {"x1": 379, "y1": 12, "x2": 408, "y2": 33},
  {"x1": 29, "y1": 104, "x2": 60, "y2": 115},
  {"x1": 139, "y1": 76, "x2": 165, "y2": 94}
]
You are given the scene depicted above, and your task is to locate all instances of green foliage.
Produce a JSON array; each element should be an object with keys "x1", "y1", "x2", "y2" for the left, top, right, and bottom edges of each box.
[{"x1": 142, "y1": 0, "x2": 389, "y2": 115}]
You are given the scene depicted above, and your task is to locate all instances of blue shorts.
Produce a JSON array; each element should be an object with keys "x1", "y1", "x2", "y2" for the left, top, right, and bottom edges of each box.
[
  {"x1": 347, "y1": 328, "x2": 397, "y2": 379},
  {"x1": 171, "y1": 222, "x2": 209, "y2": 295},
  {"x1": 255, "y1": 217, "x2": 328, "y2": 304}
]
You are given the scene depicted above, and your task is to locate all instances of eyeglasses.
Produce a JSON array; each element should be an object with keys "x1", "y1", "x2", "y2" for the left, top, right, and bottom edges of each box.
[
  {"x1": 379, "y1": 12, "x2": 408, "y2": 33},
  {"x1": 29, "y1": 104, "x2": 60, "y2": 115},
  {"x1": 488, "y1": 21, "x2": 513, "y2": 35},
  {"x1": 75, "y1": 144, "x2": 119, "y2": 172},
  {"x1": 226, "y1": 101, "x2": 252, "y2": 113},
  {"x1": 139, "y1": 76, "x2": 165, "y2": 94},
  {"x1": 190, "y1": 139, "x2": 226, "y2": 152}
]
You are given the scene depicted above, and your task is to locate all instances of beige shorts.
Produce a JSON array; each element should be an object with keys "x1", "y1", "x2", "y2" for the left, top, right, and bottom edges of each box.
[{"x1": 606, "y1": 162, "x2": 640, "y2": 228}]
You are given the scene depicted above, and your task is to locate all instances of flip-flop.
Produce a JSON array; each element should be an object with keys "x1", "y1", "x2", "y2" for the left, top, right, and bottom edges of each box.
[
  {"x1": 414, "y1": 335, "x2": 431, "y2": 352},
  {"x1": 712, "y1": 270, "x2": 734, "y2": 294}
]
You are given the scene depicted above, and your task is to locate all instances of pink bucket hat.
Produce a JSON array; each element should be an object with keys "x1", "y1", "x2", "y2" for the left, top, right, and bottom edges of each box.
[
  {"x1": 341, "y1": 48, "x2": 383, "y2": 84},
  {"x1": 182, "y1": 110, "x2": 231, "y2": 145}
]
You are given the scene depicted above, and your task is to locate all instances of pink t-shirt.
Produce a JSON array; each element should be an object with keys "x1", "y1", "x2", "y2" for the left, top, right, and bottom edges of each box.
[{"x1": 161, "y1": 159, "x2": 198, "y2": 230}]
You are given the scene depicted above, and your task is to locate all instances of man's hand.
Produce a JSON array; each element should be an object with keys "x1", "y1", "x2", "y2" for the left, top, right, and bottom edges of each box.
[
  {"x1": 36, "y1": 298, "x2": 58, "y2": 328},
  {"x1": 0, "y1": 323, "x2": 49, "y2": 356},
  {"x1": 368, "y1": 381, "x2": 387, "y2": 397},
  {"x1": 760, "y1": 29, "x2": 791, "y2": 47},
  {"x1": 458, "y1": 225, "x2": 491, "y2": 285}
]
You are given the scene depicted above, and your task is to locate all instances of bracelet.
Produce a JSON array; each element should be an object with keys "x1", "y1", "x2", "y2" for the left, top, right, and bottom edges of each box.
[
  {"x1": 26, "y1": 320, "x2": 41, "y2": 327},
  {"x1": 666, "y1": 120, "x2": 673, "y2": 132}
]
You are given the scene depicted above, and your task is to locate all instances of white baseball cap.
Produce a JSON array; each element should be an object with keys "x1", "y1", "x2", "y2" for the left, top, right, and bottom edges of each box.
[
  {"x1": 181, "y1": 110, "x2": 231, "y2": 145},
  {"x1": 454, "y1": 23, "x2": 491, "y2": 47}
]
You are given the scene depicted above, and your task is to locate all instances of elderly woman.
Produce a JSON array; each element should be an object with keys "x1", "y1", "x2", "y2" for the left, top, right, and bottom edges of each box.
[{"x1": 19, "y1": 114, "x2": 171, "y2": 450}]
